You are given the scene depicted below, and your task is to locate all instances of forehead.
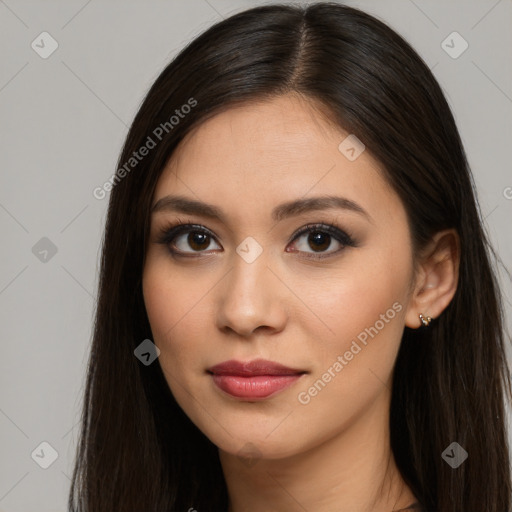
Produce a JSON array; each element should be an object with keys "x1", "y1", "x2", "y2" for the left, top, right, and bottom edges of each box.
[
  {"x1": 152, "y1": 94, "x2": 402, "y2": 226},
  {"x1": 168, "y1": 94, "x2": 349, "y2": 174}
]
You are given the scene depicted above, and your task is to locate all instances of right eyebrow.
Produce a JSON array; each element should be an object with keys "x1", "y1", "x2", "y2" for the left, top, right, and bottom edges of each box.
[{"x1": 151, "y1": 194, "x2": 373, "y2": 223}]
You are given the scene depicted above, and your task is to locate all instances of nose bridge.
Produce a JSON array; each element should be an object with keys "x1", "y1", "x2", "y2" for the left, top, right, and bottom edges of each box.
[
  {"x1": 228, "y1": 241, "x2": 272, "y2": 305},
  {"x1": 216, "y1": 241, "x2": 284, "y2": 335}
]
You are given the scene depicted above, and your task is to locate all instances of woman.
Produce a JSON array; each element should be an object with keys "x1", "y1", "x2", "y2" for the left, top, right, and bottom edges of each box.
[{"x1": 68, "y1": 3, "x2": 512, "y2": 511}]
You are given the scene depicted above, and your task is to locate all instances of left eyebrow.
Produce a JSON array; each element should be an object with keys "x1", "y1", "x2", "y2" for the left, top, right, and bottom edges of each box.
[
  {"x1": 271, "y1": 195, "x2": 372, "y2": 223},
  {"x1": 151, "y1": 194, "x2": 373, "y2": 223}
]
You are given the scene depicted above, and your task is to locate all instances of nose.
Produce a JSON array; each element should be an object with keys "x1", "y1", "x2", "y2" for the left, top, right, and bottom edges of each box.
[{"x1": 215, "y1": 248, "x2": 288, "y2": 338}]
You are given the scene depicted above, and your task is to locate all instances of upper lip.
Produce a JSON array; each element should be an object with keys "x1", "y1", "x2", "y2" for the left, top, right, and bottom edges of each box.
[{"x1": 207, "y1": 359, "x2": 307, "y2": 376}]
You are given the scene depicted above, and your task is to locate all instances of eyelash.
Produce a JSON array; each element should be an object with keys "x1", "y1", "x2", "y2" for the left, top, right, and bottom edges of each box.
[{"x1": 155, "y1": 217, "x2": 357, "y2": 260}]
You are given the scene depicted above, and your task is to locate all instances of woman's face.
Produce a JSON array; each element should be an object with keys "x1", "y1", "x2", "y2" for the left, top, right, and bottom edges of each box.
[{"x1": 143, "y1": 93, "x2": 416, "y2": 460}]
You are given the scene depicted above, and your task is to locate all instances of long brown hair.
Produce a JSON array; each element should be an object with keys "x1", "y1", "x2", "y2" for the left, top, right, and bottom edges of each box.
[{"x1": 68, "y1": 3, "x2": 512, "y2": 511}]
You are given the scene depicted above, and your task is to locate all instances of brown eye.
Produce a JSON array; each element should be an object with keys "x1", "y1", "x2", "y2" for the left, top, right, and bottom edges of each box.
[
  {"x1": 286, "y1": 223, "x2": 355, "y2": 259},
  {"x1": 156, "y1": 222, "x2": 355, "y2": 259},
  {"x1": 289, "y1": 229, "x2": 342, "y2": 256},
  {"x1": 171, "y1": 228, "x2": 221, "y2": 254},
  {"x1": 156, "y1": 224, "x2": 221, "y2": 256},
  {"x1": 306, "y1": 231, "x2": 333, "y2": 252},
  {"x1": 184, "y1": 231, "x2": 212, "y2": 251}
]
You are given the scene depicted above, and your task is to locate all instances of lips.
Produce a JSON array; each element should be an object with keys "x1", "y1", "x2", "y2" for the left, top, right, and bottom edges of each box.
[{"x1": 207, "y1": 359, "x2": 307, "y2": 399}]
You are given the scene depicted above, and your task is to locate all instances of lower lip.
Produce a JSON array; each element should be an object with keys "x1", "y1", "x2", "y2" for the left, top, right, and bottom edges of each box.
[{"x1": 210, "y1": 374, "x2": 304, "y2": 399}]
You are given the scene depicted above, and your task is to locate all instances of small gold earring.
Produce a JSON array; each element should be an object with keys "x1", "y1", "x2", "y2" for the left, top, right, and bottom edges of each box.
[{"x1": 419, "y1": 313, "x2": 432, "y2": 327}]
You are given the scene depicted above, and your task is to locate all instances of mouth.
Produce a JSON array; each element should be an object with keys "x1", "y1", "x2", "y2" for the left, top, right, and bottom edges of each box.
[{"x1": 207, "y1": 359, "x2": 307, "y2": 400}]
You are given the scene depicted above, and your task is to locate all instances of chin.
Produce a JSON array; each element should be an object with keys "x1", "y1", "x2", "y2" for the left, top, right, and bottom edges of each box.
[{"x1": 200, "y1": 421, "x2": 307, "y2": 462}]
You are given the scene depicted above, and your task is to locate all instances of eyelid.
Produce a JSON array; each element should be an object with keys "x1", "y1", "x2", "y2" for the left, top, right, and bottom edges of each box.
[
  {"x1": 155, "y1": 219, "x2": 356, "y2": 259},
  {"x1": 155, "y1": 222, "x2": 220, "y2": 255},
  {"x1": 288, "y1": 222, "x2": 354, "y2": 246}
]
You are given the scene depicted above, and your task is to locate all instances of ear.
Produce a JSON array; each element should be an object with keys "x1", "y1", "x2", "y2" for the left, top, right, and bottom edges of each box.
[{"x1": 404, "y1": 229, "x2": 460, "y2": 329}]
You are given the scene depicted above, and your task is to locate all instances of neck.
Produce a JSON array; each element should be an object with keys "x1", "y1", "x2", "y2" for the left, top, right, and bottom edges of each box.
[{"x1": 219, "y1": 389, "x2": 416, "y2": 512}]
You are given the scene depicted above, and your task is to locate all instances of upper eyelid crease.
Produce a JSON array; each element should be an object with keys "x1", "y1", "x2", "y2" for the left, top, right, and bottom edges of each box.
[
  {"x1": 155, "y1": 222, "x2": 357, "y2": 260},
  {"x1": 150, "y1": 194, "x2": 373, "y2": 225}
]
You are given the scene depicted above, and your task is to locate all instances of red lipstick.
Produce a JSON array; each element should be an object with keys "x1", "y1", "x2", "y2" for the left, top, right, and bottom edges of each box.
[{"x1": 207, "y1": 359, "x2": 306, "y2": 400}]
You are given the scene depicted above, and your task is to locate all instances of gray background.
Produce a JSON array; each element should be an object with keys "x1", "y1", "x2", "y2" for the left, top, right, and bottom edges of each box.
[{"x1": 1, "y1": 1, "x2": 511, "y2": 510}]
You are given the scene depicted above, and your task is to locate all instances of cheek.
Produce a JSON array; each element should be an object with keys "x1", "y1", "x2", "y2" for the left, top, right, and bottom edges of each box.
[
  {"x1": 290, "y1": 264, "x2": 410, "y2": 449},
  {"x1": 142, "y1": 261, "x2": 213, "y2": 374},
  {"x1": 302, "y1": 239, "x2": 413, "y2": 387},
  {"x1": 142, "y1": 263, "x2": 181, "y2": 353},
  {"x1": 316, "y1": 246, "x2": 409, "y2": 323}
]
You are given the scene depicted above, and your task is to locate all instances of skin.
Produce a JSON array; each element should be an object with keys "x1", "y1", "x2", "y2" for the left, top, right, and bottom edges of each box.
[{"x1": 142, "y1": 93, "x2": 459, "y2": 512}]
